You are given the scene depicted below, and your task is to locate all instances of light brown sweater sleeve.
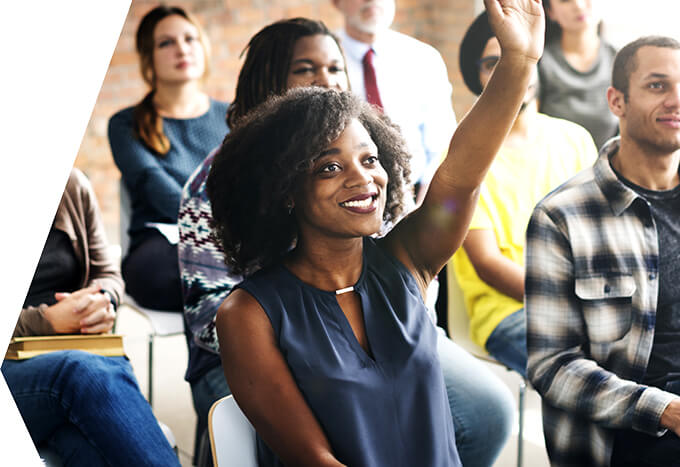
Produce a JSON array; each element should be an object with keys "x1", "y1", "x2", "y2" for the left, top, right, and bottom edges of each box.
[
  {"x1": 13, "y1": 305, "x2": 56, "y2": 337},
  {"x1": 77, "y1": 171, "x2": 123, "y2": 307}
]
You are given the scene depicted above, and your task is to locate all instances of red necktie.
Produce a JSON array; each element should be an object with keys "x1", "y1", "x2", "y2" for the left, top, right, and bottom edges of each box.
[{"x1": 362, "y1": 49, "x2": 383, "y2": 111}]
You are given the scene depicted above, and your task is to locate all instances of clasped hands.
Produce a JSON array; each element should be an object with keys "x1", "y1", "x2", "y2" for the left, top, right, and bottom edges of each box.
[{"x1": 43, "y1": 283, "x2": 116, "y2": 334}]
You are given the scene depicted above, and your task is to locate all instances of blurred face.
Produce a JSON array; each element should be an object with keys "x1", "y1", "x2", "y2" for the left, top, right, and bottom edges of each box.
[
  {"x1": 612, "y1": 46, "x2": 680, "y2": 155},
  {"x1": 546, "y1": 0, "x2": 595, "y2": 33},
  {"x1": 333, "y1": 0, "x2": 395, "y2": 36},
  {"x1": 294, "y1": 119, "x2": 388, "y2": 240},
  {"x1": 152, "y1": 14, "x2": 205, "y2": 85},
  {"x1": 286, "y1": 34, "x2": 349, "y2": 91},
  {"x1": 477, "y1": 37, "x2": 538, "y2": 108}
]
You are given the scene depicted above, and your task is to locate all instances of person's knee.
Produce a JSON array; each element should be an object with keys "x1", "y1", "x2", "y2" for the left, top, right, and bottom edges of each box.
[
  {"x1": 58, "y1": 352, "x2": 137, "y2": 399},
  {"x1": 487, "y1": 381, "x2": 515, "y2": 441},
  {"x1": 436, "y1": 334, "x2": 515, "y2": 455}
]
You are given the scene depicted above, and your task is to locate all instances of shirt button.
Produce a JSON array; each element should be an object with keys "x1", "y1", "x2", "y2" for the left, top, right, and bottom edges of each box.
[{"x1": 604, "y1": 284, "x2": 611, "y2": 294}]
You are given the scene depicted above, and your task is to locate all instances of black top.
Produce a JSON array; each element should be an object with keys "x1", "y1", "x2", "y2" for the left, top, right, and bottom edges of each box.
[
  {"x1": 617, "y1": 172, "x2": 680, "y2": 391},
  {"x1": 24, "y1": 227, "x2": 80, "y2": 308},
  {"x1": 238, "y1": 237, "x2": 460, "y2": 467}
]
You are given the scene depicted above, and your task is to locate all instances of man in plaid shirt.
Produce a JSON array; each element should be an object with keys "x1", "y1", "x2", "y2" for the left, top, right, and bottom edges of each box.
[{"x1": 526, "y1": 36, "x2": 680, "y2": 466}]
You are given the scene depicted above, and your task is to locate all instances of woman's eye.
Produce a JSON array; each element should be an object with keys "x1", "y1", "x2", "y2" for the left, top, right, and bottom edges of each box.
[
  {"x1": 158, "y1": 39, "x2": 173, "y2": 48},
  {"x1": 292, "y1": 67, "x2": 314, "y2": 75},
  {"x1": 320, "y1": 163, "x2": 341, "y2": 173},
  {"x1": 364, "y1": 155, "x2": 379, "y2": 165},
  {"x1": 185, "y1": 35, "x2": 196, "y2": 43}
]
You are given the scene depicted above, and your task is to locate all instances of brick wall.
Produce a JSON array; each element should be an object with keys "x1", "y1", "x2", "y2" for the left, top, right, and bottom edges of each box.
[{"x1": 75, "y1": 0, "x2": 481, "y2": 243}]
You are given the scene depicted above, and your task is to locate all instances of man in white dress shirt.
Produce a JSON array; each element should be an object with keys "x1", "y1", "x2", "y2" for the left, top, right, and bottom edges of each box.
[{"x1": 332, "y1": 0, "x2": 457, "y2": 201}]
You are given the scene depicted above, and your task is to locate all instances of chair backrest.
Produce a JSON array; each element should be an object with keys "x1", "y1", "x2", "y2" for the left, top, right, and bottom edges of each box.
[
  {"x1": 446, "y1": 263, "x2": 491, "y2": 360},
  {"x1": 119, "y1": 179, "x2": 132, "y2": 257},
  {"x1": 209, "y1": 395, "x2": 257, "y2": 467}
]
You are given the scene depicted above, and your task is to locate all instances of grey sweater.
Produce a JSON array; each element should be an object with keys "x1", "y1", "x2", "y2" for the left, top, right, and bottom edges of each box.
[{"x1": 538, "y1": 39, "x2": 619, "y2": 150}]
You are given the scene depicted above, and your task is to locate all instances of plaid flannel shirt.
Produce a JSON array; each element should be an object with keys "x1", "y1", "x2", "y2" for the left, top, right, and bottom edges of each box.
[{"x1": 525, "y1": 138, "x2": 678, "y2": 467}]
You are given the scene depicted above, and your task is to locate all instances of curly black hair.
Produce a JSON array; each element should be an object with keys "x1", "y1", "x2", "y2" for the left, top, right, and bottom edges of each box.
[{"x1": 207, "y1": 88, "x2": 411, "y2": 276}]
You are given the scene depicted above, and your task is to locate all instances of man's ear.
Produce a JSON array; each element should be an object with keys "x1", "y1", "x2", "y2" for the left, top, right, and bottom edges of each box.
[{"x1": 607, "y1": 86, "x2": 626, "y2": 118}]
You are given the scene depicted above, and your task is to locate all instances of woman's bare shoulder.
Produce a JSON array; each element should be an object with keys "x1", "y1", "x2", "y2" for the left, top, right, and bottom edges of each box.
[{"x1": 216, "y1": 287, "x2": 270, "y2": 334}]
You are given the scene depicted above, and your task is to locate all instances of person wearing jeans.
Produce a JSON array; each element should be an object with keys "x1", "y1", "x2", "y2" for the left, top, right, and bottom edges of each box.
[
  {"x1": 2, "y1": 352, "x2": 178, "y2": 466},
  {"x1": 3, "y1": 169, "x2": 178, "y2": 466}
]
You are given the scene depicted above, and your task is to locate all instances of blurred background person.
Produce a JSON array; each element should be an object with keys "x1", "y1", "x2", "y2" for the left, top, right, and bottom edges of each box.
[
  {"x1": 539, "y1": 0, "x2": 618, "y2": 149},
  {"x1": 331, "y1": 0, "x2": 457, "y2": 203},
  {"x1": 109, "y1": 5, "x2": 228, "y2": 310},
  {"x1": 451, "y1": 10, "x2": 597, "y2": 376}
]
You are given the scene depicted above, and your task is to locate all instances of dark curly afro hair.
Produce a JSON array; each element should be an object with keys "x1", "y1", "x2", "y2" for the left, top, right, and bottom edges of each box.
[{"x1": 207, "y1": 87, "x2": 411, "y2": 276}]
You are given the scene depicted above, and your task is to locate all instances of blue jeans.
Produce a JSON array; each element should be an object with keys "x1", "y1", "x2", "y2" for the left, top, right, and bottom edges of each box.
[
  {"x1": 437, "y1": 328, "x2": 515, "y2": 467},
  {"x1": 2, "y1": 351, "x2": 179, "y2": 467},
  {"x1": 485, "y1": 308, "x2": 528, "y2": 377}
]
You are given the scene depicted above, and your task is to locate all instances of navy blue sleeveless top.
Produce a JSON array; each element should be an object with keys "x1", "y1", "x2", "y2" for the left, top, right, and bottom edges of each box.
[{"x1": 238, "y1": 237, "x2": 460, "y2": 467}]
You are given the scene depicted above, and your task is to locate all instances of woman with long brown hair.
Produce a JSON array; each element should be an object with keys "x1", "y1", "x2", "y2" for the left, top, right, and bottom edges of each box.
[{"x1": 109, "y1": 5, "x2": 228, "y2": 310}]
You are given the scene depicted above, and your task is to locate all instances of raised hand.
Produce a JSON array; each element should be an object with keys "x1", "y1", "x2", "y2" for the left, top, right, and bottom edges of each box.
[{"x1": 485, "y1": 0, "x2": 544, "y2": 63}]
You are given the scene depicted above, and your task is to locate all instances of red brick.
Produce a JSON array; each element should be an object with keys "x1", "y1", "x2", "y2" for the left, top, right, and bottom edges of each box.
[{"x1": 80, "y1": 0, "x2": 477, "y2": 237}]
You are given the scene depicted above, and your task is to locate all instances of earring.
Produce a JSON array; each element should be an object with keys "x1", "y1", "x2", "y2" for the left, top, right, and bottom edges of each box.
[{"x1": 286, "y1": 201, "x2": 294, "y2": 215}]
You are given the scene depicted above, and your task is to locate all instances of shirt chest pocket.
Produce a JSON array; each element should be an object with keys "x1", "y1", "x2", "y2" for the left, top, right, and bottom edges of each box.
[{"x1": 575, "y1": 274, "x2": 636, "y2": 343}]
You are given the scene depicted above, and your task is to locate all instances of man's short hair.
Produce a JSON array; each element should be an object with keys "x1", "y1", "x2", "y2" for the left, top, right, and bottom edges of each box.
[
  {"x1": 459, "y1": 12, "x2": 494, "y2": 96},
  {"x1": 612, "y1": 36, "x2": 680, "y2": 99}
]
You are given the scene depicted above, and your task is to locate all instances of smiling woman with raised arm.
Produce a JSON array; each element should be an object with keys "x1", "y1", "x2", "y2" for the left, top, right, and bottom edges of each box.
[{"x1": 206, "y1": 1, "x2": 544, "y2": 465}]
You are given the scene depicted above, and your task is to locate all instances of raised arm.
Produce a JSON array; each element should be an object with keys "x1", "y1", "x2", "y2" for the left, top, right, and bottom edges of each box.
[
  {"x1": 216, "y1": 290, "x2": 346, "y2": 467},
  {"x1": 463, "y1": 229, "x2": 524, "y2": 302},
  {"x1": 387, "y1": 0, "x2": 544, "y2": 288}
]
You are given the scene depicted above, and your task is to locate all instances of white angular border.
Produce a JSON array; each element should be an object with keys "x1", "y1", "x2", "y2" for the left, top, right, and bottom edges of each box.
[{"x1": 0, "y1": 1, "x2": 130, "y2": 463}]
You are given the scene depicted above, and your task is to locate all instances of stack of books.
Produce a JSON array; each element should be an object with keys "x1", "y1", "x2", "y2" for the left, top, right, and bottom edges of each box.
[{"x1": 5, "y1": 334, "x2": 125, "y2": 360}]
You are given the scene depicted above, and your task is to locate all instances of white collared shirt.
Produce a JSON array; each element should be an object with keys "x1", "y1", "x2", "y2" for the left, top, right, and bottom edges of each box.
[{"x1": 338, "y1": 28, "x2": 457, "y2": 186}]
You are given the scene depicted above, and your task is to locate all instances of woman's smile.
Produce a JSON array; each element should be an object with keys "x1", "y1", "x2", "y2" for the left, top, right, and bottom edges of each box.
[{"x1": 339, "y1": 192, "x2": 379, "y2": 212}]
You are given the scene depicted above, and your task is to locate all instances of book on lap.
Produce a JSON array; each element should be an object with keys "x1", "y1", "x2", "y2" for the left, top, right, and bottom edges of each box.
[{"x1": 4, "y1": 334, "x2": 125, "y2": 360}]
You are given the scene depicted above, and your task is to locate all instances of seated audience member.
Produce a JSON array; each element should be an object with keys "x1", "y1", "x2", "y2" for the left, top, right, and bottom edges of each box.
[
  {"x1": 539, "y1": 0, "x2": 618, "y2": 149},
  {"x1": 450, "y1": 11, "x2": 597, "y2": 376},
  {"x1": 108, "y1": 5, "x2": 228, "y2": 310},
  {"x1": 331, "y1": 0, "x2": 457, "y2": 201},
  {"x1": 526, "y1": 36, "x2": 680, "y2": 466},
  {"x1": 1, "y1": 168, "x2": 179, "y2": 466},
  {"x1": 179, "y1": 16, "x2": 516, "y2": 467},
  {"x1": 206, "y1": 1, "x2": 543, "y2": 464}
]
